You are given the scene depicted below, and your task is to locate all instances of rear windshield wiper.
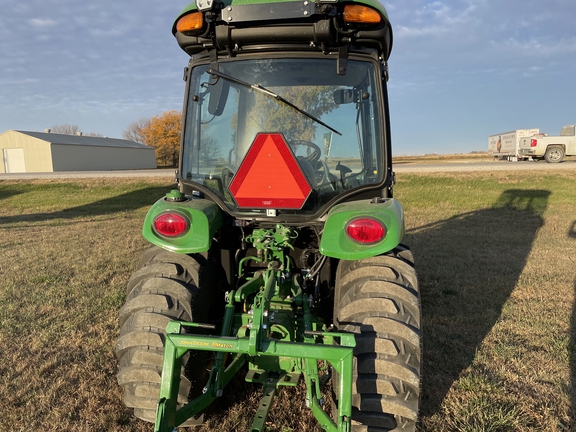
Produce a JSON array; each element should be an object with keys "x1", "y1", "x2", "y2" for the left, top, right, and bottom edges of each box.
[{"x1": 206, "y1": 68, "x2": 342, "y2": 136}]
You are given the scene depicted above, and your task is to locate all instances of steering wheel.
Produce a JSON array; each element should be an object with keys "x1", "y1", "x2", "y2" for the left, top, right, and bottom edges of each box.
[{"x1": 289, "y1": 140, "x2": 321, "y2": 164}]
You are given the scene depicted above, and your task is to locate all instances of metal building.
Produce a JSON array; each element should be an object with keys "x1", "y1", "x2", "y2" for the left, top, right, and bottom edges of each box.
[{"x1": 0, "y1": 129, "x2": 156, "y2": 173}]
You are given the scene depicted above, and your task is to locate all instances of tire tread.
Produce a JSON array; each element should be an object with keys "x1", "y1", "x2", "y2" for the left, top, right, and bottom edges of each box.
[{"x1": 334, "y1": 248, "x2": 421, "y2": 432}]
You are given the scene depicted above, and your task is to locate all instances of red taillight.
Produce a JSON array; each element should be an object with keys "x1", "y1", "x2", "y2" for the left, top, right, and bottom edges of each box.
[
  {"x1": 531, "y1": 139, "x2": 538, "y2": 147},
  {"x1": 153, "y1": 212, "x2": 189, "y2": 237},
  {"x1": 346, "y1": 218, "x2": 386, "y2": 244}
]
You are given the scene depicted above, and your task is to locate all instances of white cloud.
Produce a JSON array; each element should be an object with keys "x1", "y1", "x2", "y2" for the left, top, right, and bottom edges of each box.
[
  {"x1": 491, "y1": 36, "x2": 576, "y2": 58},
  {"x1": 88, "y1": 28, "x2": 126, "y2": 37},
  {"x1": 395, "y1": 24, "x2": 448, "y2": 38},
  {"x1": 393, "y1": 0, "x2": 480, "y2": 38},
  {"x1": 415, "y1": 1, "x2": 450, "y2": 18},
  {"x1": 29, "y1": 18, "x2": 57, "y2": 27}
]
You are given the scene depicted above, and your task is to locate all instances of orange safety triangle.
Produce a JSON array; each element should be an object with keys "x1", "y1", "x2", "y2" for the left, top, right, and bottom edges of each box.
[{"x1": 230, "y1": 133, "x2": 311, "y2": 208}]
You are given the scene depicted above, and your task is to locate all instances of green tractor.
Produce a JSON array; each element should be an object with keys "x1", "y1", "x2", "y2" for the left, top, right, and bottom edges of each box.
[{"x1": 115, "y1": 0, "x2": 421, "y2": 430}]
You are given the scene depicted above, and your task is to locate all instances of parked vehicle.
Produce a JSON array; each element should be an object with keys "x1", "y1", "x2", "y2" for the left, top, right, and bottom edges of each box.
[
  {"x1": 518, "y1": 125, "x2": 576, "y2": 163},
  {"x1": 488, "y1": 129, "x2": 539, "y2": 161}
]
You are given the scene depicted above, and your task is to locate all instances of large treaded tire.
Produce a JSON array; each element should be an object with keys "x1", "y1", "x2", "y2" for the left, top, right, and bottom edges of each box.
[
  {"x1": 334, "y1": 246, "x2": 421, "y2": 432},
  {"x1": 116, "y1": 246, "x2": 222, "y2": 425}
]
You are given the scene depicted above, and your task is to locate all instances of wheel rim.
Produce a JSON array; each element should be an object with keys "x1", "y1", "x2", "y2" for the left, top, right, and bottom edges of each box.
[{"x1": 548, "y1": 149, "x2": 562, "y2": 161}]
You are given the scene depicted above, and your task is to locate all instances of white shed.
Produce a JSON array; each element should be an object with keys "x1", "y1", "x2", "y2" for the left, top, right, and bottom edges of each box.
[{"x1": 0, "y1": 130, "x2": 156, "y2": 173}]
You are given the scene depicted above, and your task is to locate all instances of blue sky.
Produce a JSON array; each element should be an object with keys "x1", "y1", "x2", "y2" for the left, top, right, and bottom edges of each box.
[{"x1": 1, "y1": 0, "x2": 575, "y2": 155}]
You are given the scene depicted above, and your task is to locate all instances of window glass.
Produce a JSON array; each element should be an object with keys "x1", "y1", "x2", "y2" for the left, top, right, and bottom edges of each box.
[{"x1": 182, "y1": 58, "x2": 385, "y2": 215}]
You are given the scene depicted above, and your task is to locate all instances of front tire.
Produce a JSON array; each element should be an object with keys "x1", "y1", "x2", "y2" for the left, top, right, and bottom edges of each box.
[
  {"x1": 334, "y1": 247, "x2": 421, "y2": 431},
  {"x1": 116, "y1": 247, "x2": 222, "y2": 424}
]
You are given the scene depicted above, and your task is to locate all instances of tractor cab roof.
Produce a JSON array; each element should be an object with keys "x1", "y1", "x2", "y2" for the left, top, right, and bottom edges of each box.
[{"x1": 172, "y1": 0, "x2": 393, "y2": 61}]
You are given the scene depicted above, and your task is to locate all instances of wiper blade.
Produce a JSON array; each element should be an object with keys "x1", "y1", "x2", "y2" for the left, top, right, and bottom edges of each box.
[{"x1": 206, "y1": 68, "x2": 342, "y2": 136}]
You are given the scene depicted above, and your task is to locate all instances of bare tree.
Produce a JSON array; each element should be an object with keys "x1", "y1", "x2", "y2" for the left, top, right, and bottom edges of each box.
[
  {"x1": 123, "y1": 117, "x2": 151, "y2": 143},
  {"x1": 199, "y1": 133, "x2": 222, "y2": 164},
  {"x1": 48, "y1": 124, "x2": 104, "y2": 137},
  {"x1": 50, "y1": 124, "x2": 80, "y2": 135}
]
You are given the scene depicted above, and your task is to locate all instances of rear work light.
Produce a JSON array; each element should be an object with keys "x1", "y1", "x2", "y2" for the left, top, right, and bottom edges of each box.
[
  {"x1": 346, "y1": 217, "x2": 386, "y2": 244},
  {"x1": 153, "y1": 212, "x2": 189, "y2": 237},
  {"x1": 531, "y1": 139, "x2": 538, "y2": 147},
  {"x1": 176, "y1": 12, "x2": 204, "y2": 34},
  {"x1": 343, "y1": 5, "x2": 382, "y2": 24}
]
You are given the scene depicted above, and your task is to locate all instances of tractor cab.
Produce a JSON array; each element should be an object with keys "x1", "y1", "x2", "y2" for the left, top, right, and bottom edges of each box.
[{"x1": 174, "y1": 0, "x2": 394, "y2": 221}]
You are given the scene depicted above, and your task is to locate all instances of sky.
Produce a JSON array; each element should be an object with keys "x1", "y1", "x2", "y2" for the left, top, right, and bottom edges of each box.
[{"x1": 1, "y1": 0, "x2": 575, "y2": 155}]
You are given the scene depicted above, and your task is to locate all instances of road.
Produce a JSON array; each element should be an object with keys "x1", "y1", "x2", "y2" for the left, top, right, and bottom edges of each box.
[{"x1": 1, "y1": 160, "x2": 576, "y2": 180}]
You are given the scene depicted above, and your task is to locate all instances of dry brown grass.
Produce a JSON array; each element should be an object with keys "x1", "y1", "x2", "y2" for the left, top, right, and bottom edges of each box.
[
  {"x1": 0, "y1": 179, "x2": 165, "y2": 432},
  {"x1": 0, "y1": 170, "x2": 575, "y2": 431}
]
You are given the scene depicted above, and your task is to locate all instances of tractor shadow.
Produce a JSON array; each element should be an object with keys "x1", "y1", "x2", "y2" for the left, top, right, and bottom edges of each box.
[
  {"x1": 0, "y1": 184, "x2": 174, "y2": 225},
  {"x1": 403, "y1": 189, "x2": 550, "y2": 420}
]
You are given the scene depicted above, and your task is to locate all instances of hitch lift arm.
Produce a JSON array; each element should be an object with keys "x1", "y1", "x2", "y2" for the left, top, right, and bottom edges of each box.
[{"x1": 154, "y1": 226, "x2": 356, "y2": 431}]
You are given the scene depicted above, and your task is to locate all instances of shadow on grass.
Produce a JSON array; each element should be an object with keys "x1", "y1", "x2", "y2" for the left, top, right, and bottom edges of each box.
[
  {"x1": 0, "y1": 186, "x2": 24, "y2": 202},
  {"x1": 403, "y1": 189, "x2": 550, "y2": 421},
  {"x1": 0, "y1": 185, "x2": 174, "y2": 225}
]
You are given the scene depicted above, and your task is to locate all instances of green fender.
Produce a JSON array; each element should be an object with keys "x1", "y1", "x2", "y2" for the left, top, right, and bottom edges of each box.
[
  {"x1": 142, "y1": 195, "x2": 222, "y2": 254},
  {"x1": 319, "y1": 198, "x2": 405, "y2": 260}
]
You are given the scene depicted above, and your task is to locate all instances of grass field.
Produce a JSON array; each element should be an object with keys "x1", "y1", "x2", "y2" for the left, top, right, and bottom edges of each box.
[{"x1": 0, "y1": 170, "x2": 575, "y2": 431}]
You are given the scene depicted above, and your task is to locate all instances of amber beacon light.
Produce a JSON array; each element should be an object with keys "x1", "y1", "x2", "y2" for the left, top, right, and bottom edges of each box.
[
  {"x1": 343, "y1": 5, "x2": 382, "y2": 24},
  {"x1": 176, "y1": 12, "x2": 204, "y2": 34}
]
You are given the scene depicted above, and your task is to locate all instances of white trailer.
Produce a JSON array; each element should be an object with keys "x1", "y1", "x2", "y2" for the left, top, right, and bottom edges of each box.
[{"x1": 488, "y1": 129, "x2": 540, "y2": 161}]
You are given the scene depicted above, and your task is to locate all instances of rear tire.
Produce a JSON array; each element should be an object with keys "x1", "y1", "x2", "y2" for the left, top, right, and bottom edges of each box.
[
  {"x1": 116, "y1": 246, "x2": 223, "y2": 424},
  {"x1": 544, "y1": 146, "x2": 564, "y2": 163},
  {"x1": 334, "y1": 246, "x2": 421, "y2": 431}
]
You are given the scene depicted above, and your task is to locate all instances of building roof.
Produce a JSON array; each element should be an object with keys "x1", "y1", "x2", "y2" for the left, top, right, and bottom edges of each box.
[{"x1": 12, "y1": 130, "x2": 151, "y2": 149}]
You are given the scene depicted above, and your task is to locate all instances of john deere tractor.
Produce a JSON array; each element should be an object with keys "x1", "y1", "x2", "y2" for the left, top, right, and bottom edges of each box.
[{"x1": 115, "y1": 0, "x2": 421, "y2": 430}]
